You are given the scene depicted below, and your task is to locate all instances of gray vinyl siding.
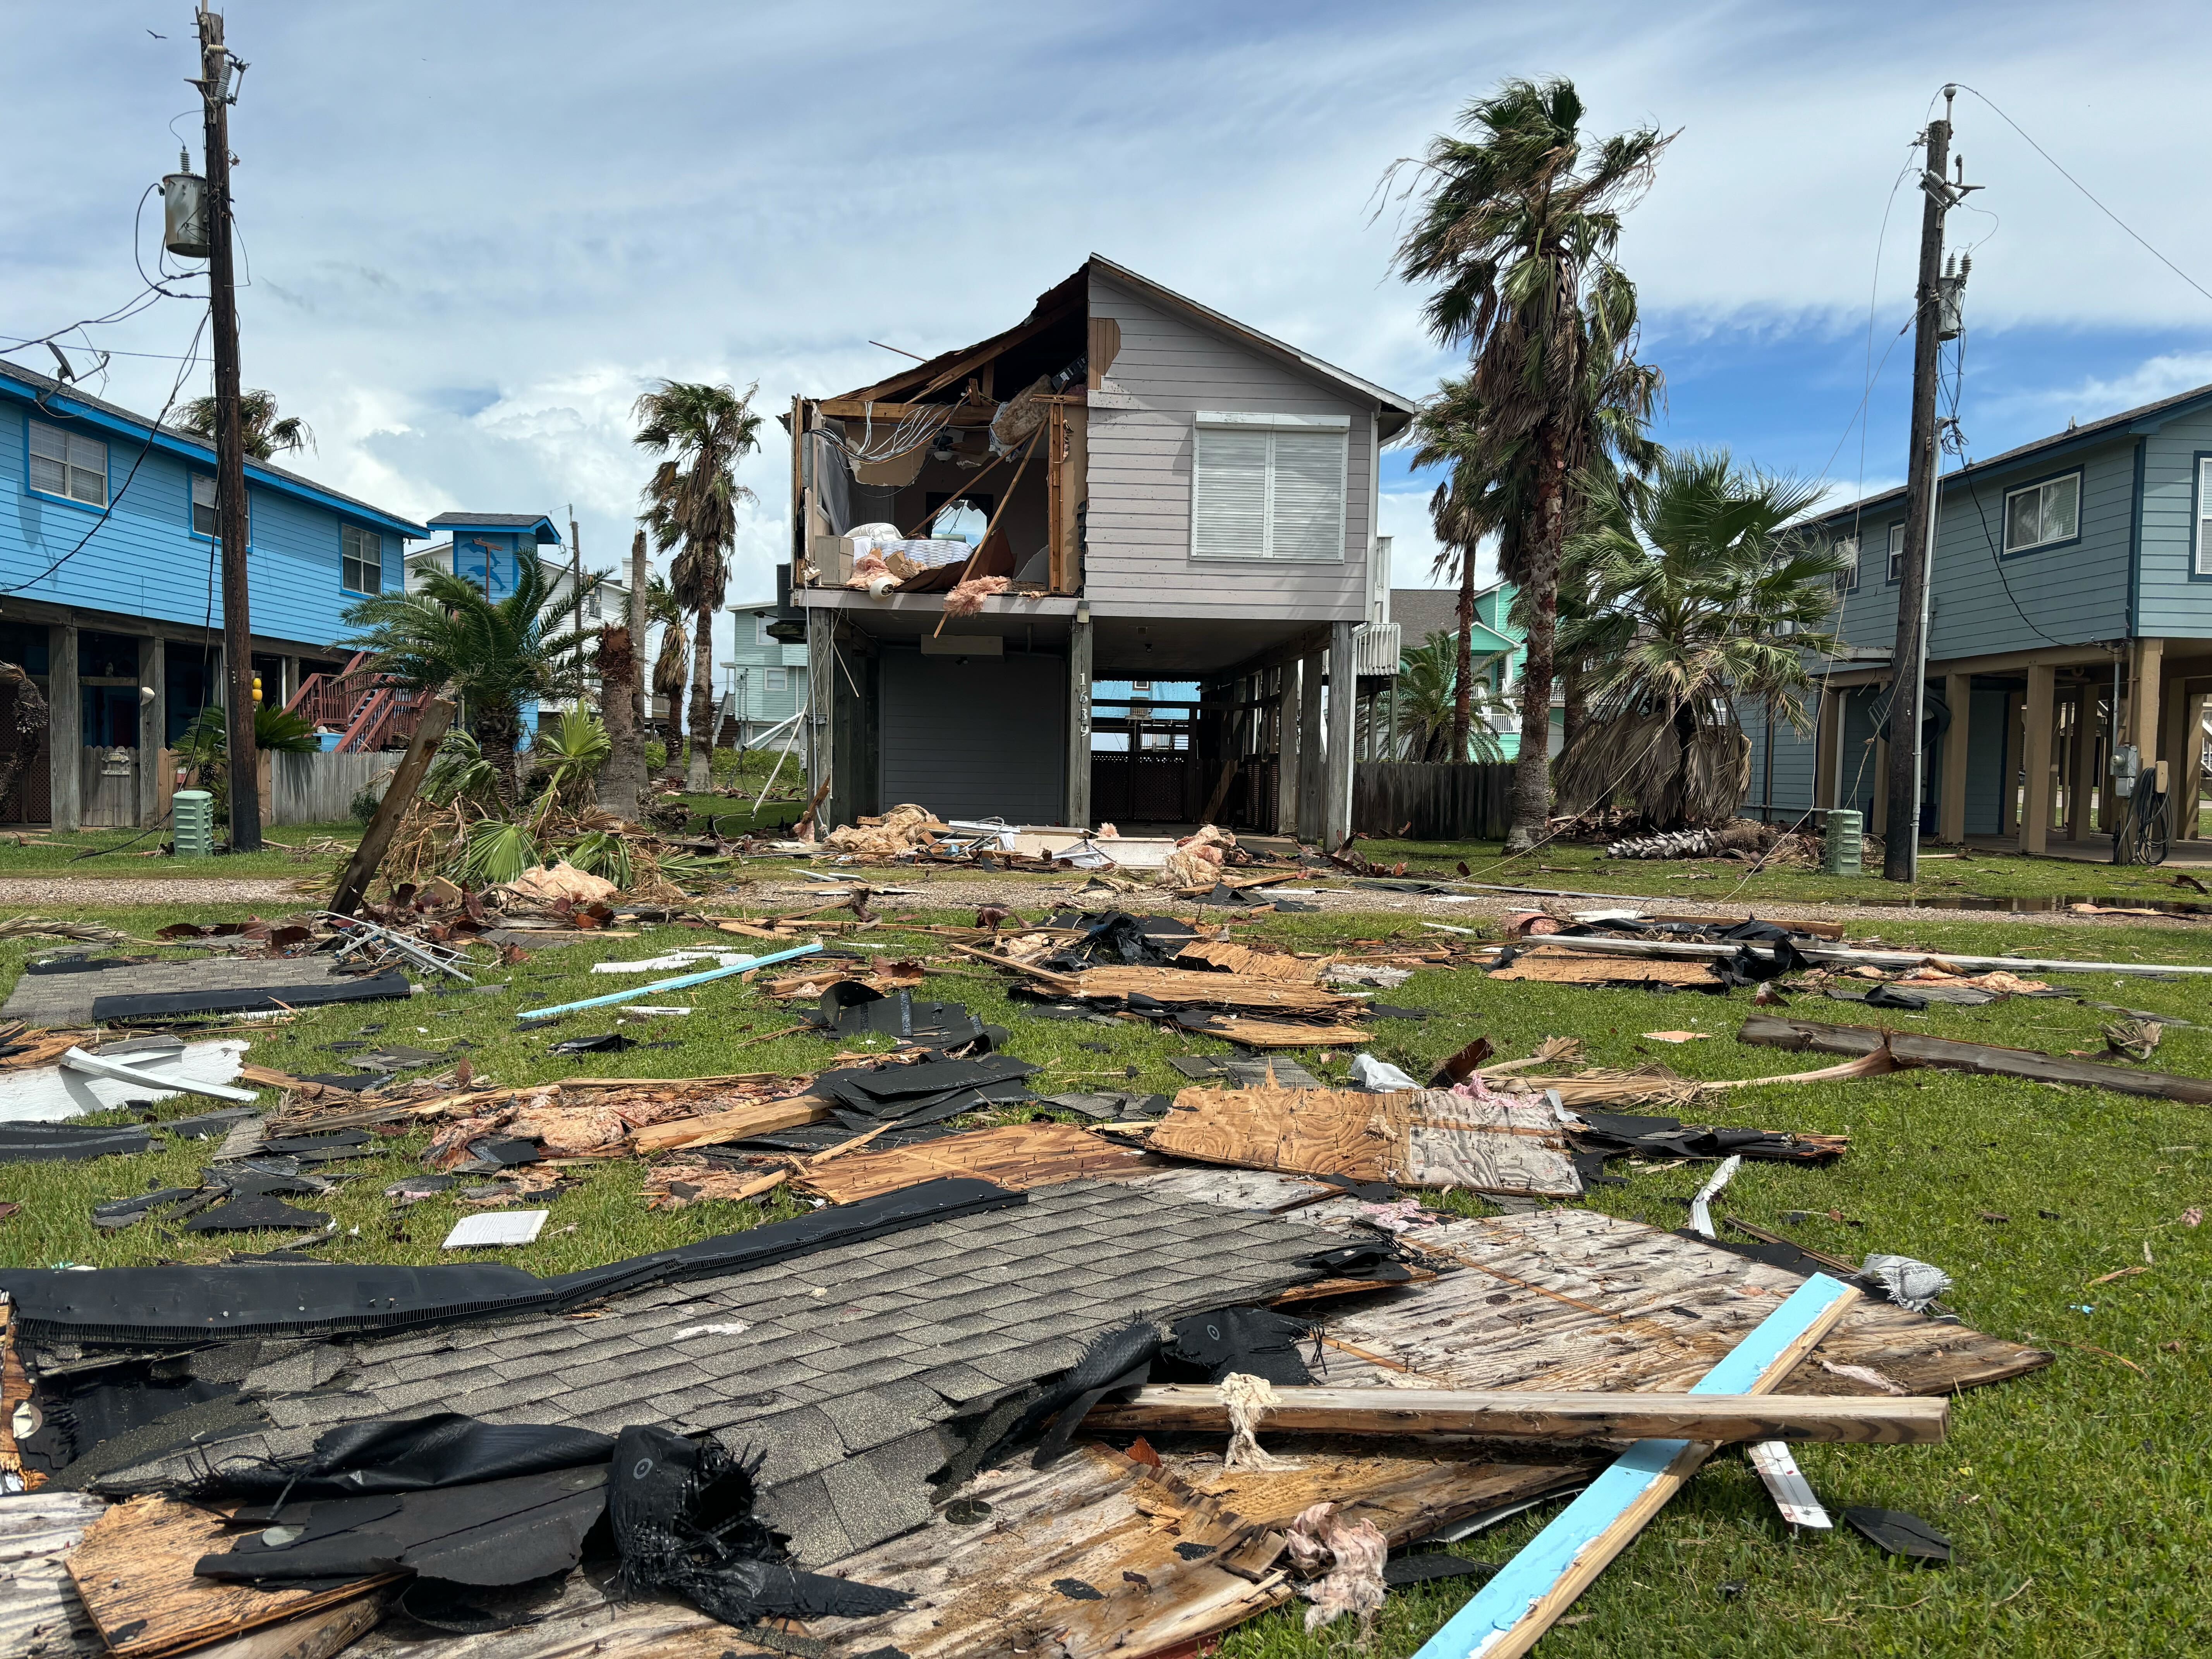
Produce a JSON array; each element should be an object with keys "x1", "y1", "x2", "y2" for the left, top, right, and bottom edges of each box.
[
  {"x1": 878, "y1": 648, "x2": 1066, "y2": 822},
  {"x1": 1736, "y1": 695, "x2": 1817, "y2": 820},
  {"x1": 1823, "y1": 438, "x2": 2134, "y2": 662},
  {"x1": 2133, "y1": 406, "x2": 2212, "y2": 638},
  {"x1": 1839, "y1": 689, "x2": 1881, "y2": 823},
  {"x1": 1084, "y1": 271, "x2": 1371, "y2": 623}
]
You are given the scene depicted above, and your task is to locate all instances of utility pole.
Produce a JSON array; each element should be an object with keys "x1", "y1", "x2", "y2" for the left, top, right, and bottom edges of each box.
[
  {"x1": 1883, "y1": 87, "x2": 1975, "y2": 881},
  {"x1": 197, "y1": 6, "x2": 258, "y2": 850}
]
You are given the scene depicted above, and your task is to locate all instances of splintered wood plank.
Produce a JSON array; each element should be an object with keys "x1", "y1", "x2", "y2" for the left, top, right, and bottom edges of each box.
[
  {"x1": 628, "y1": 1096, "x2": 829, "y2": 1153},
  {"x1": 1066, "y1": 967, "x2": 1356, "y2": 1015},
  {"x1": 1488, "y1": 947, "x2": 1721, "y2": 986},
  {"x1": 795, "y1": 1123, "x2": 1154, "y2": 1203},
  {"x1": 1412, "y1": 1276, "x2": 1861, "y2": 1659},
  {"x1": 65, "y1": 1495, "x2": 393, "y2": 1659},
  {"x1": 827, "y1": 1444, "x2": 1589, "y2": 1659},
  {"x1": 1151, "y1": 1086, "x2": 1407, "y2": 1181},
  {"x1": 1312, "y1": 1209, "x2": 2051, "y2": 1400},
  {"x1": 1173, "y1": 942, "x2": 1326, "y2": 982},
  {"x1": 1082, "y1": 1385, "x2": 1949, "y2": 1444},
  {"x1": 1, "y1": 1490, "x2": 107, "y2": 1659}
]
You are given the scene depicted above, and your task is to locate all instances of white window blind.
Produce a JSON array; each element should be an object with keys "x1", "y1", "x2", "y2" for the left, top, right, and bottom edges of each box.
[
  {"x1": 191, "y1": 475, "x2": 249, "y2": 541},
  {"x1": 1192, "y1": 417, "x2": 1348, "y2": 561},
  {"x1": 2002, "y1": 472, "x2": 2080, "y2": 553},
  {"x1": 2197, "y1": 459, "x2": 2212, "y2": 575},
  {"x1": 342, "y1": 525, "x2": 383, "y2": 594},
  {"x1": 29, "y1": 420, "x2": 107, "y2": 506}
]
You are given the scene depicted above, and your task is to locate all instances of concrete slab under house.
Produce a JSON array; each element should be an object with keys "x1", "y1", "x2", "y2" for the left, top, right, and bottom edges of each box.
[
  {"x1": 786, "y1": 256, "x2": 1416, "y2": 841},
  {"x1": 0, "y1": 361, "x2": 426, "y2": 830},
  {"x1": 1739, "y1": 375, "x2": 2212, "y2": 859}
]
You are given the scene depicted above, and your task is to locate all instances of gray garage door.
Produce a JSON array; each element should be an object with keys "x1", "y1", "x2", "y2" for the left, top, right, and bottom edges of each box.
[{"x1": 878, "y1": 648, "x2": 1066, "y2": 824}]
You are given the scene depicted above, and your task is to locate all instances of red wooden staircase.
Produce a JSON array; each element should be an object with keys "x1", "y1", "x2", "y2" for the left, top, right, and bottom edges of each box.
[{"x1": 285, "y1": 653, "x2": 431, "y2": 752}]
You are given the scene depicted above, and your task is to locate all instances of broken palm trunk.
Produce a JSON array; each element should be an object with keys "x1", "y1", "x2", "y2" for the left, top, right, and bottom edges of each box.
[
  {"x1": 1738, "y1": 1013, "x2": 2212, "y2": 1105},
  {"x1": 1150, "y1": 1082, "x2": 1584, "y2": 1198}
]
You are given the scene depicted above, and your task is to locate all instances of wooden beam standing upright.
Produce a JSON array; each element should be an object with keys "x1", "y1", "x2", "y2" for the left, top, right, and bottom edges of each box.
[
  {"x1": 2020, "y1": 661, "x2": 2054, "y2": 855},
  {"x1": 328, "y1": 695, "x2": 455, "y2": 916},
  {"x1": 1411, "y1": 1275, "x2": 1861, "y2": 1659}
]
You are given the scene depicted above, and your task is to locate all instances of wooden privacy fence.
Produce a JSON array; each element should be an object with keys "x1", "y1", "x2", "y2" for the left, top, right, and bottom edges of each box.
[{"x1": 1352, "y1": 761, "x2": 1512, "y2": 842}]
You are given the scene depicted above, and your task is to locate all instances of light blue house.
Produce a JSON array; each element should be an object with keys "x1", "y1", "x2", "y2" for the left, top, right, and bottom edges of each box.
[
  {"x1": 726, "y1": 598, "x2": 810, "y2": 745},
  {"x1": 0, "y1": 360, "x2": 424, "y2": 827},
  {"x1": 1741, "y1": 378, "x2": 2212, "y2": 853}
]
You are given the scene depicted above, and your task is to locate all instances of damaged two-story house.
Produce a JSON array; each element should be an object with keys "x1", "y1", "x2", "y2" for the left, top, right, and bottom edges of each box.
[{"x1": 786, "y1": 256, "x2": 1415, "y2": 839}]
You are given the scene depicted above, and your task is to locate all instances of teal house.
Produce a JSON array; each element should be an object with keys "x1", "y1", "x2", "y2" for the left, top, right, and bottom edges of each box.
[{"x1": 1741, "y1": 379, "x2": 2212, "y2": 852}]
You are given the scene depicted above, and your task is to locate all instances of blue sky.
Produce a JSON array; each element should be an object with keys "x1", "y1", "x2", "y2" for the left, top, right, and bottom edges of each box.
[{"x1": 9, "y1": 1, "x2": 2212, "y2": 664}]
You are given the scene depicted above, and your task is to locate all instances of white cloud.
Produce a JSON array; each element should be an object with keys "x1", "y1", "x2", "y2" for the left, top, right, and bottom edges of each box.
[{"x1": 9, "y1": 0, "x2": 2212, "y2": 678}]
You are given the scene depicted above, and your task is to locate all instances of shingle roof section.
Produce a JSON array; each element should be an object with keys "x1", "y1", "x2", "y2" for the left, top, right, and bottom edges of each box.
[{"x1": 121, "y1": 1179, "x2": 1324, "y2": 1564}]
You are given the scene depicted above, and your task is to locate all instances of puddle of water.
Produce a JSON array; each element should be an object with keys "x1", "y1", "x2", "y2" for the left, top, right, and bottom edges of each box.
[{"x1": 1857, "y1": 893, "x2": 2212, "y2": 915}]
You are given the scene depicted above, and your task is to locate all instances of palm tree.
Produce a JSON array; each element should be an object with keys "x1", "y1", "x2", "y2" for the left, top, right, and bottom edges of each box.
[
  {"x1": 1552, "y1": 449, "x2": 1846, "y2": 828},
  {"x1": 341, "y1": 556, "x2": 591, "y2": 810},
  {"x1": 644, "y1": 572, "x2": 689, "y2": 780},
  {"x1": 634, "y1": 380, "x2": 763, "y2": 791},
  {"x1": 1396, "y1": 631, "x2": 1508, "y2": 763},
  {"x1": 1393, "y1": 76, "x2": 1672, "y2": 849},
  {"x1": 178, "y1": 389, "x2": 314, "y2": 460}
]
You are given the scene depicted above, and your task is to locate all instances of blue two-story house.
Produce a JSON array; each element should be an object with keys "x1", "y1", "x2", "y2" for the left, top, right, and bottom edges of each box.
[
  {"x1": 1742, "y1": 378, "x2": 2212, "y2": 854},
  {"x1": 0, "y1": 361, "x2": 426, "y2": 828}
]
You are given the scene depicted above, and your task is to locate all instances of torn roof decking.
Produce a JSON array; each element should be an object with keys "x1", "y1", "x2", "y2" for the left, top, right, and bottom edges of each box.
[{"x1": 83, "y1": 1179, "x2": 1329, "y2": 1567}]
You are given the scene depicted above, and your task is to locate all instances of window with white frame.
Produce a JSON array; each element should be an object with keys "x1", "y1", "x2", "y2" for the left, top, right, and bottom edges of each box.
[
  {"x1": 1886, "y1": 522, "x2": 1905, "y2": 582},
  {"x1": 764, "y1": 667, "x2": 787, "y2": 694},
  {"x1": 2002, "y1": 472, "x2": 2080, "y2": 553},
  {"x1": 190, "y1": 475, "x2": 250, "y2": 542},
  {"x1": 341, "y1": 525, "x2": 383, "y2": 594},
  {"x1": 2197, "y1": 458, "x2": 2212, "y2": 575},
  {"x1": 1835, "y1": 534, "x2": 1861, "y2": 592},
  {"x1": 28, "y1": 420, "x2": 107, "y2": 506},
  {"x1": 1191, "y1": 412, "x2": 1349, "y2": 561}
]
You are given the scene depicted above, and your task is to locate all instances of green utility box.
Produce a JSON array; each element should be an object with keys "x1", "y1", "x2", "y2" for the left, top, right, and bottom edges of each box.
[
  {"x1": 173, "y1": 790, "x2": 215, "y2": 859},
  {"x1": 1822, "y1": 809, "x2": 1863, "y2": 877}
]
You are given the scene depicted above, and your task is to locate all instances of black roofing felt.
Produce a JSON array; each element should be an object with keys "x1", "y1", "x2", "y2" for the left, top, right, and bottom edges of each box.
[{"x1": 0, "y1": 1176, "x2": 1019, "y2": 1344}]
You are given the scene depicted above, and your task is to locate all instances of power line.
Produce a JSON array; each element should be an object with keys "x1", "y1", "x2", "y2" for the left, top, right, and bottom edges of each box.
[
  {"x1": 1952, "y1": 83, "x2": 2212, "y2": 311},
  {"x1": 0, "y1": 307, "x2": 211, "y2": 596}
]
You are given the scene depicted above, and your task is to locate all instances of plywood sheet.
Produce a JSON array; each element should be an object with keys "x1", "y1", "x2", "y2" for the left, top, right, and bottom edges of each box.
[
  {"x1": 1173, "y1": 942, "x2": 1324, "y2": 982},
  {"x1": 1151, "y1": 1085, "x2": 1407, "y2": 1182},
  {"x1": 65, "y1": 1495, "x2": 392, "y2": 1659},
  {"x1": 1150, "y1": 1086, "x2": 1581, "y2": 1196},
  {"x1": 796, "y1": 1122, "x2": 1154, "y2": 1204},
  {"x1": 1489, "y1": 947, "x2": 1720, "y2": 986}
]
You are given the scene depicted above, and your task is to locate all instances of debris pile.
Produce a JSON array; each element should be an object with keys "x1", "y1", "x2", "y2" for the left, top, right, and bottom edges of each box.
[{"x1": 9, "y1": 884, "x2": 2184, "y2": 1659}]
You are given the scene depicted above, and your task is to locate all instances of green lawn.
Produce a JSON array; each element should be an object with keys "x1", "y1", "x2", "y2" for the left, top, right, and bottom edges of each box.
[
  {"x1": 0, "y1": 900, "x2": 2205, "y2": 1654},
  {"x1": 1352, "y1": 831, "x2": 2212, "y2": 911},
  {"x1": 0, "y1": 823, "x2": 362, "y2": 881}
]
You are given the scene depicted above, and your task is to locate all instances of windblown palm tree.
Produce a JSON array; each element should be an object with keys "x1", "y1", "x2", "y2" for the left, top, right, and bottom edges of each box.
[
  {"x1": 1393, "y1": 77, "x2": 1672, "y2": 848},
  {"x1": 1552, "y1": 449, "x2": 1845, "y2": 829},
  {"x1": 1395, "y1": 631, "x2": 1508, "y2": 763},
  {"x1": 178, "y1": 389, "x2": 314, "y2": 460},
  {"x1": 341, "y1": 557, "x2": 591, "y2": 810},
  {"x1": 635, "y1": 380, "x2": 762, "y2": 791}
]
